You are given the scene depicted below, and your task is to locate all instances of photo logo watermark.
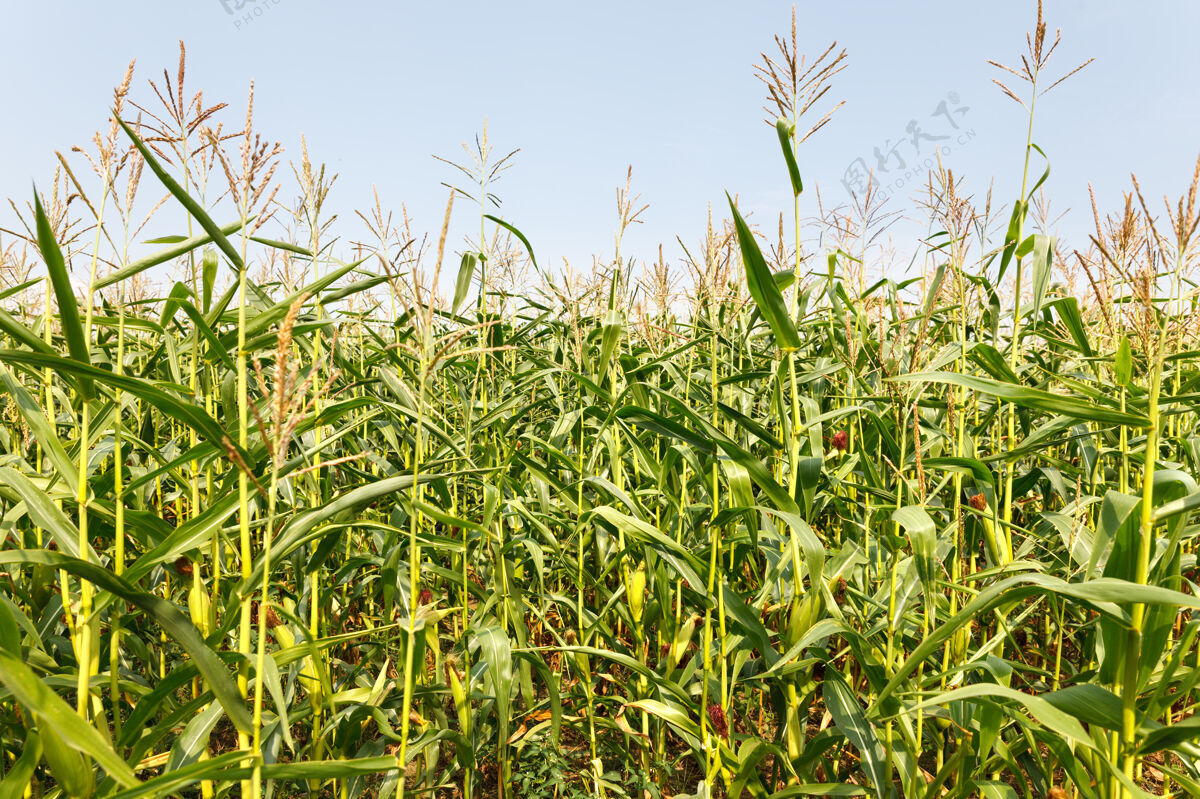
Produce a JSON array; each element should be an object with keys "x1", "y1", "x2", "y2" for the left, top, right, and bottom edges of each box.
[
  {"x1": 841, "y1": 92, "x2": 975, "y2": 201},
  {"x1": 218, "y1": 0, "x2": 284, "y2": 30}
]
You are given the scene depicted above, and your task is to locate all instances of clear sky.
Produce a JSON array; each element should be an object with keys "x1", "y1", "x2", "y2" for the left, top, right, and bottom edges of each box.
[{"x1": 2, "y1": 1, "x2": 1197, "y2": 281}]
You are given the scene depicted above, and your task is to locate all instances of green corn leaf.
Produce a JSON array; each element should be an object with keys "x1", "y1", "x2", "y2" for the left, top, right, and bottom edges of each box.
[
  {"x1": 0, "y1": 549, "x2": 253, "y2": 735},
  {"x1": 727, "y1": 193, "x2": 802, "y2": 352},
  {"x1": 824, "y1": 671, "x2": 891, "y2": 797},
  {"x1": 475, "y1": 625, "x2": 513, "y2": 743},
  {"x1": 38, "y1": 720, "x2": 95, "y2": 799},
  {"x1": 890, "y1": 371, "x2": 1148, "y2": 428},
  {"x1": 0, "y1": 350, "x2": 246, "y2": 463},
  {"x1": 1116, "y1": 335, "x2": 1133, "y2": 387},
  {"x1": 453, "y1": 251, "x2": 479, "y2": 314},
  {"x1": 912, "y1": 683, "x2": 1093, "y2": 751},
  {"x1": 33, "y1": 188, "x2": 93, "y2": 400},
  {"x1": 108, "y1": 751, "x2": 247, "y2": 799},
  {"x1": 96, "y1": 221, "x2": 247, "y2": 290},
  {"x1": 0, "y1": 468, "x2": 94, "y2": 559},
  {"x1": 1028, "y1": 233, "x2": 1055, "y2": 320},
  {"x1": 0, "y1": 730, "x2": 42, "y2": 799},
  {"x1": 776, "y1": 118, "x2": 803, "y2": 196},
  {"x1": 0, "y1": 648, "x2": 137, "y2": 787},
  {"x1": 0, "y1": 307, "x2": 56, "y2": 356},
  {"x1": 0, "y1": 367, "x2": 77, "y2": 493},
  {"x1": 117, "y1": 117, "x2": 244, "y2": 271},
  {"x1": 165, "y1": 701, "x2": 224, "y2": 772},
  {"x1": 484, "y1": 214, "x2": 539, "y2": 274}
]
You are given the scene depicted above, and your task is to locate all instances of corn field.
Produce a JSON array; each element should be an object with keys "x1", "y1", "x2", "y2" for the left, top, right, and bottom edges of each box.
[{"x1": 1, "y1": 6, "x2": 1199, "y2": 799}]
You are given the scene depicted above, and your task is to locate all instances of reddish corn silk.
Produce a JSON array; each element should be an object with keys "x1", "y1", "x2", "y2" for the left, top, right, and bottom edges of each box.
[
  {"x1": 831, "y1": 430, "x2": 849, "y2": 452},
  {"x1": 969, "y1": 493, "x2": 988, "y2": 511},
  {"x1": 707, "y1": 703, "x2": 729, "y2": 738},
  {"x1": 419, "y1": 588, "x2": 433, "y2": 605}
]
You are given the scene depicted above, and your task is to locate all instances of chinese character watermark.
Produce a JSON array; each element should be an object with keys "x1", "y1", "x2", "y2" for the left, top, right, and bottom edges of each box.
[
  {"x1": 841, "y1": 92, "x2": 974, "y2": 200},
  {"x1": 218, "y1": 0, "x2": 285, "y2": 31}
]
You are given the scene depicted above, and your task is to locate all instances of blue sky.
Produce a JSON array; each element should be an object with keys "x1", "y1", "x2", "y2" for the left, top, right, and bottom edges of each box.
[{"x1": 2, "y1": 1, "x2": 1197, "y2": 280}]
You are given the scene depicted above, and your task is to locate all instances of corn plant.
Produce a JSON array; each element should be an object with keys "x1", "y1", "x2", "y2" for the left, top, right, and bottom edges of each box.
[{"x1": 1, "y1": 6, "x2": 1200, "y2": 799}]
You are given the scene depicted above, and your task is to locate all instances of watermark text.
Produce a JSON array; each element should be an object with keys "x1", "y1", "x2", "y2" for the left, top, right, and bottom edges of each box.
[
  {"x1": 218, "y1": 0, "x2": 285, "y2": 30},
  {"x1": 841, "y1": 92, "x2": 974, "y2": 201}
]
